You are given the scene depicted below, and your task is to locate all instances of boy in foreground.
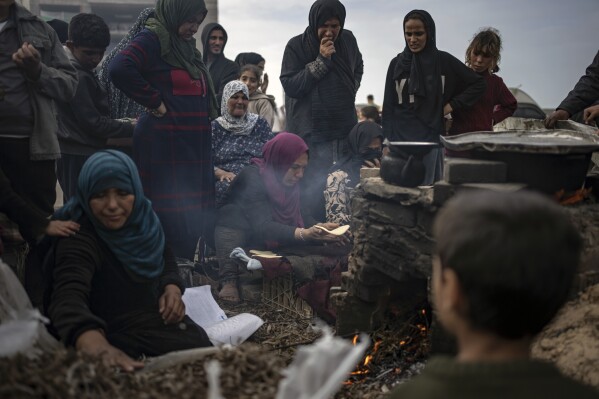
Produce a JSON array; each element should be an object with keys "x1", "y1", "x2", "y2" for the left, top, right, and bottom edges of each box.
[{"x1": 388, "y1": 190, "x2": 599, "y2": 398}]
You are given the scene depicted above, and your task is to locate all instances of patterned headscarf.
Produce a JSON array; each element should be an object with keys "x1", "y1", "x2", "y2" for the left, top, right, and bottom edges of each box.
[
  {"x1": 215, "y1": 80, "x2": 259, "y2": 135},
  {"x1": 98, "y1": 8, "x2": 154, "y2": 119},
  {"x1": 55, "y1": 150, "x2": 166, "y2": 280}
]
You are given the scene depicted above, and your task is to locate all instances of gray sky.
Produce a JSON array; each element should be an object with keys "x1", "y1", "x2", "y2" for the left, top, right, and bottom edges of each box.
[{"x1": 219, "y1": 0, "x2": 599, "y2": 109}]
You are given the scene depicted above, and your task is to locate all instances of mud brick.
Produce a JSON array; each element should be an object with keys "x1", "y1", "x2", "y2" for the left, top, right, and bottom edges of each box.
[
  {"x1": 443, "y1": 158, "x2": 507, "y2": 184},
  {"x1": 341, "y1": 271, "x2": 387, "y2": 303},
  {"x1": 368, "y1": 200, "x2": 416, "y2": 227},
  {"x1": 333, "y1": 292, "x2": 385, "y2": 336},
  {"x1": 360, "y1": 167, "x2": 380, "y2": 179}
]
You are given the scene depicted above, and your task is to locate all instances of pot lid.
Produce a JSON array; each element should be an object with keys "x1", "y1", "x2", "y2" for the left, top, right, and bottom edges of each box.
[{"x1": 441, "y1": 130, "x2": 599, "y2": 154}]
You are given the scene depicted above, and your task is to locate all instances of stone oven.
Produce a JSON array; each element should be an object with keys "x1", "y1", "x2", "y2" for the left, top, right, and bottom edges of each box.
[{"x1": 333, "y1": 155, "x2": 599, "y2": 337}]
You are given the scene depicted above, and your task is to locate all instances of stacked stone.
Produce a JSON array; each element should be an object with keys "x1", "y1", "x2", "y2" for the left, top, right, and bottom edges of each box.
[{"x1": 333, "y1": 175, "x2": 435, "y2": 336}]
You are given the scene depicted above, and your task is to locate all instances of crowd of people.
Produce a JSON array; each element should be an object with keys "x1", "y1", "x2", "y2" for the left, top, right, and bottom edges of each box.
[{"x1": 0, "y1": 0, "x2": 598, "y2": 395}]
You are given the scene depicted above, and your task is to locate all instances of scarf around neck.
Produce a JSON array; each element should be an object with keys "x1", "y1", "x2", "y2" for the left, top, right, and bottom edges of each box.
[
  {"x1": 393, "y1": 9, "x2": 444, "y2": 131},
  {"x1": 215, "y1": 80, "x2": 259, "y2": 135},
  {"x1": 54, "y1": 150, "x2": 166, "y2": 280},
  {"x1": 334, "y1": 121, "x2": 383, "y2": 185},
  {"x1": 251, "y1": 133, "x2": 309, "y2": 228},
  {"x1": 145, "y1": 0, "x2": 218, "y2": 119}
]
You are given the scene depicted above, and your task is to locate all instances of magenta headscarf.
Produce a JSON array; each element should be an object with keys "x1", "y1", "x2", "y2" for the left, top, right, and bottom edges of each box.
[{"x1": 251, "y1": 132, "x2": 309, "y2": 228}]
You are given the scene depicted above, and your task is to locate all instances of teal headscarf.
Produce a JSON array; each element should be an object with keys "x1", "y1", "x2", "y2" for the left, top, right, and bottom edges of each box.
[
  {"x1": 145, "y1": 0, "x2": 218, "y2": 119},
  {"x1": 55, "y1": 150, "x2": 166, "y2": 280}
]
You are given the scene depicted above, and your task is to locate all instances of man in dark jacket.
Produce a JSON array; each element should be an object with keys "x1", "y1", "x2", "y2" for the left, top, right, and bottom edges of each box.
[
  {"x1": 545, "y1": 50, "x2": 599, "y2": 129},
  {"x1": 201, "y1": 23, "x2": 239, "y2": 108},
  {"x1": 280, "y1": 0, "x2": 363, "y2": 220},
  {"x1": 0, "y1": 0, "x2": 77, "y2": 306}
]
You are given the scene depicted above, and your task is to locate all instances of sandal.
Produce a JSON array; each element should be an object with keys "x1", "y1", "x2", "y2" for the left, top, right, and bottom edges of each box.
[{"x1": 218, "y1": 282, "x2": 241, "y2": 303}]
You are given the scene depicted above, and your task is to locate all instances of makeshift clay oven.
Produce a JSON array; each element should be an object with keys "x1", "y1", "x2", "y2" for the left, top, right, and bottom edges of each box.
[
  {"x1": 380, "y1": 142, "x2": 439, "y2": 187},
  {"x1": 442, "y1": 118, "x2": 599, "y2": 193}
]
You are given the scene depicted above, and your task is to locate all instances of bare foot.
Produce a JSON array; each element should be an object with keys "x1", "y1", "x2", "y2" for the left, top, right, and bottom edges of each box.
[{"x1": 218, "y1": 282, "x2": 240, "y2": 303}]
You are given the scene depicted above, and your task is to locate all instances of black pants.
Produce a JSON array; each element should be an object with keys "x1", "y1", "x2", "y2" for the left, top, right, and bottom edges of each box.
[
  {"x1": 108, "y1": 313, "x2": 212, "y2": 358},
  {"x1": 56, "y1": 153, "x2": 88, "y2": 203},
  {"x1": 0, "y1": 138, "x2": 57, "y2": 308},
  {"x1": 214, "y1": 225, "x2": 247, "y2": 283}
]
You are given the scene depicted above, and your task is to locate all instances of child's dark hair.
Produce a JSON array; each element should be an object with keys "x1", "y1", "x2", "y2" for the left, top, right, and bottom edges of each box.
[
  {"x1": 433, "y1": 190, "x2": 581, "y2": 340},
  {"x1": 360, "y1": 106, "x2": 381, "y2": 124},
  {"x1": 68, "y1": 13, "x2": 110, "y2": 49},
  {"x1": 239, "y1": 64, "x2": 263, "y2": 81},
  {"x1": 466, "y1": 28, "x2": 502, "y2": 73}
]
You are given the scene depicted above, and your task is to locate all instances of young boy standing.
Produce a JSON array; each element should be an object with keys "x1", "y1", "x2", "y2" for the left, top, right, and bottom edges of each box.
[
  {"x1": 57, "y1": 13, "x2": 134, "y2": 201},
  {"x1": 388, "y1": 190, "x2": 599, "y2": 398}
]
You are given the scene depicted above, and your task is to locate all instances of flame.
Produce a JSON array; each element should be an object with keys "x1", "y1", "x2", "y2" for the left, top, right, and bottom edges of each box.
[
  {"x1": 352, "y1": 335, "x2": 358, "y2": 345},
  {"x1": 555, "y1": 187, "x2": 592, "y2": 205}
]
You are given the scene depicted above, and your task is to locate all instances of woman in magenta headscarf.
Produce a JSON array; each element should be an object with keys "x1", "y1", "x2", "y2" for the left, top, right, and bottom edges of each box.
[{"x1": 214, "y1": 133, "x2": 344, "y2": 302}]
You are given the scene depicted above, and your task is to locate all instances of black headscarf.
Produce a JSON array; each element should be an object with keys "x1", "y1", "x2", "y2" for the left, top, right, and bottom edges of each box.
[
  {"x1": 299, "y1": 0, "x2": 358, "y2": 138},
  {"x1": 393, "y1": 10, "x2": 444, "y2": 131},
  {"x1": 333, "y1": 121, "x2": 383, "y2": 186}
]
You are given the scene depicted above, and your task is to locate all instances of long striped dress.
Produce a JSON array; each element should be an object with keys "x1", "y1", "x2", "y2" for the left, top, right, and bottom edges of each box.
[{"x1": 109, "y1": 29, "x2": 215, "y2": 259}]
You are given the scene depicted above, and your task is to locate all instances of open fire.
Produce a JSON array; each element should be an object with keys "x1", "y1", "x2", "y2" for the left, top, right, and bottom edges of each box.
[{"x1": 342, "y1": 308, "x2": 431, "y2": 388}]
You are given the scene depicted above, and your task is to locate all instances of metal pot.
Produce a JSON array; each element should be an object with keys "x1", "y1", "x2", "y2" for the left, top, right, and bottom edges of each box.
[{"x1": 380, "y1": 142, "x2": 438, "y2": 187}]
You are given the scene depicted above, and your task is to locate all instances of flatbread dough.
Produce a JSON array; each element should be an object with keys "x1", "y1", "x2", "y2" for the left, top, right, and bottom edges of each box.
[
  {"x1": 249, "y1": 250, "x2": 282, "y2": 259},
  {"x1": 314, "y1": 225, "x2": 350, "y2": 236}
]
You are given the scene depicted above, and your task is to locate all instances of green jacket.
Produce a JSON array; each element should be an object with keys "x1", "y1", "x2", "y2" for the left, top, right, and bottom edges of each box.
[
  {"x1": 14, "y1": 3, "x2": 78, "y2": 160},
  {"x1": 388, "y1": 356, "x2": 599, "y2": 399}
]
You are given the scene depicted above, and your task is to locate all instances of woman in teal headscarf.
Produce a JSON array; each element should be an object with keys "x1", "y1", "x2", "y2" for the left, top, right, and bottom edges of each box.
[
  {"x1": 108, "y1": 0, "x2": 217, "y2": 261},
  {"x1": 48, "y1": 151, "x2": 212, "y2": 372}
]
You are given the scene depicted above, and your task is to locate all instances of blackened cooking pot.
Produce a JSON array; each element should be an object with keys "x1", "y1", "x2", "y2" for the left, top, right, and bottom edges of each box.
[{"x1": 380, "y1": 142, "x2": 439, "y2": 187}]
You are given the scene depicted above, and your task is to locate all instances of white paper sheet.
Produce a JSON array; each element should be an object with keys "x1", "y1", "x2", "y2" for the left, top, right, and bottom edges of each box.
[{"x1": 182, "y1": 285, "x2": 264, "y2": 346}]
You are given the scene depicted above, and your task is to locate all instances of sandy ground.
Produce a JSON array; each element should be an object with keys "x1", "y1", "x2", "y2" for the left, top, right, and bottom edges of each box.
[{"x1": 532, "y1": 284, "x2": 599, "y2": 389}]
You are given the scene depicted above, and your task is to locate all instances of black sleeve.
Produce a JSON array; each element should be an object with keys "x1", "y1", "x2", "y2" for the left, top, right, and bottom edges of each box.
[
  {"x1": 0, "y1": 167, "x2": 49, "y2": 241},
  {"x1": 558, "y1": 51, "x2": 599, "y2": 115},
  {"x1": 231, "y1": 167, "x2": 297, "y2": 244},
  {"x1": 445, "y1": 53, "x2": 486, "y2": 112},
  {"x1": 47, "y1": 230, "x2": 107, "y2": 347},
  {"x1": 280, "y1": 37, "x2": 332, "y2": 99},
  {"x1": 382, "y1": 58, "x2": 399, "y2": 141},
  {"x1": 68, "y1": 71, "x2": 134, "y2": 139},
  {"x1": 158, "y1": 244, "x2": 185, "y2": 295}
]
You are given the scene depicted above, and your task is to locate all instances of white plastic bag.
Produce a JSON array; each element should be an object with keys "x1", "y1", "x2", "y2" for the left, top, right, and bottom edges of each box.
[{"x1": 0, "y1": 258, "x2": 59, "y2": 358}]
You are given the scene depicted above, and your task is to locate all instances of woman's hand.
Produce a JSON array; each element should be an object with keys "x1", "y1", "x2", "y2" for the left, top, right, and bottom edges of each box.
[
  {"x1": 297, "y1": 224, "x2": 348, "y2": 245},
  {"x1": 150, "y1": 102, "x2": 167, "y2": 118},
  {"x1": 159, "y1": 284, "x2": 185, "y2": 325},
  {"x1": 76, "y1": 330, "x2": 144, "y2": 372},
  {"x1": 45, "y1": 220, "x2": 80, "y2": 237},
  {"x1": 443, "y1": 103, "x2": 453, "y2": 116},
  {"x1": 215, "y1": 168, "x2": 236, "y2": 183},
  {"x1": 363, "y1": 158, "x2": 381, "y2": 168},
  {"x1": 261, "y1": 73, "x2": 269, "y2": 93}
]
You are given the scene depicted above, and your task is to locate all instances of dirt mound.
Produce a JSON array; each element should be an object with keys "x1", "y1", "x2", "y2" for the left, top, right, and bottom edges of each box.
[{"x1": 532, "y1": 284, "x2": 599, "y2": 388}]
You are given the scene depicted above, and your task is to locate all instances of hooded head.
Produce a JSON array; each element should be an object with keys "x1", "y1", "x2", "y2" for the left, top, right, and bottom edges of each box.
[
  {"x1": 201, "y1": 22, "x2": 228, "y2": 61},
  {"x1": 308, "y1": 0, "x2": 346, "y2": 40}
]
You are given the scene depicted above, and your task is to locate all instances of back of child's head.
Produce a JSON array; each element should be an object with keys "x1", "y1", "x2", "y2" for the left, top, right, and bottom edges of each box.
[
  {"x1": 360, "y1": 106, "x2": 381, "y2": 124},
  {"x1": 433, "y1": 190, "x2": 581, "y2": 340},
  {"x1": 239, "y1": 64, "x2": 263, "y2": 80},
  {"x1": 68, "y1": 13, "x2": 110, "y2": 49},
  {"x1": 466, "y1": 28, "x2": 502, "y2": 73}
]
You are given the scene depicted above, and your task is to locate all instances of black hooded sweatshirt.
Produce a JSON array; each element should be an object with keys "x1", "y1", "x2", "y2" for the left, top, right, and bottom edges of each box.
[{"x1": 201, "y1": 23, "x2": 240, "y2": 109}]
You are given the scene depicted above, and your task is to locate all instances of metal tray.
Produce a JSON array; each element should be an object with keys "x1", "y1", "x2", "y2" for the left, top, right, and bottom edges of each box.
[{"x1": 441, "y1": 130, "x2": 599, "y2": 154}]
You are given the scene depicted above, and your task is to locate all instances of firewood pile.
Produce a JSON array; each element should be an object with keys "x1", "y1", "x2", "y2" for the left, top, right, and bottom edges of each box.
[{"x1": 0, "y1": 298, "x2": 431, "y2": 398}]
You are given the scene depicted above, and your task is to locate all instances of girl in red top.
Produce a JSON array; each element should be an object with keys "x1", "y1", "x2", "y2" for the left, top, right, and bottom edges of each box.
[{"x1": 449, "y1": 28, "x2": 517, "y2": 135}]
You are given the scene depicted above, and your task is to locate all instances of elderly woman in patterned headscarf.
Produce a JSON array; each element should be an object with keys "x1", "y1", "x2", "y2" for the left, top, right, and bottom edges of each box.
[
  {"x1": 108, "y1": 0, "x2": 218, "y2": 260},
  {"x1": 212, "y1": 80, "x2": 273, "y2": 205},
  {"x1": 48, "y1": 151, "x2": 212, "y2": 372}
]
